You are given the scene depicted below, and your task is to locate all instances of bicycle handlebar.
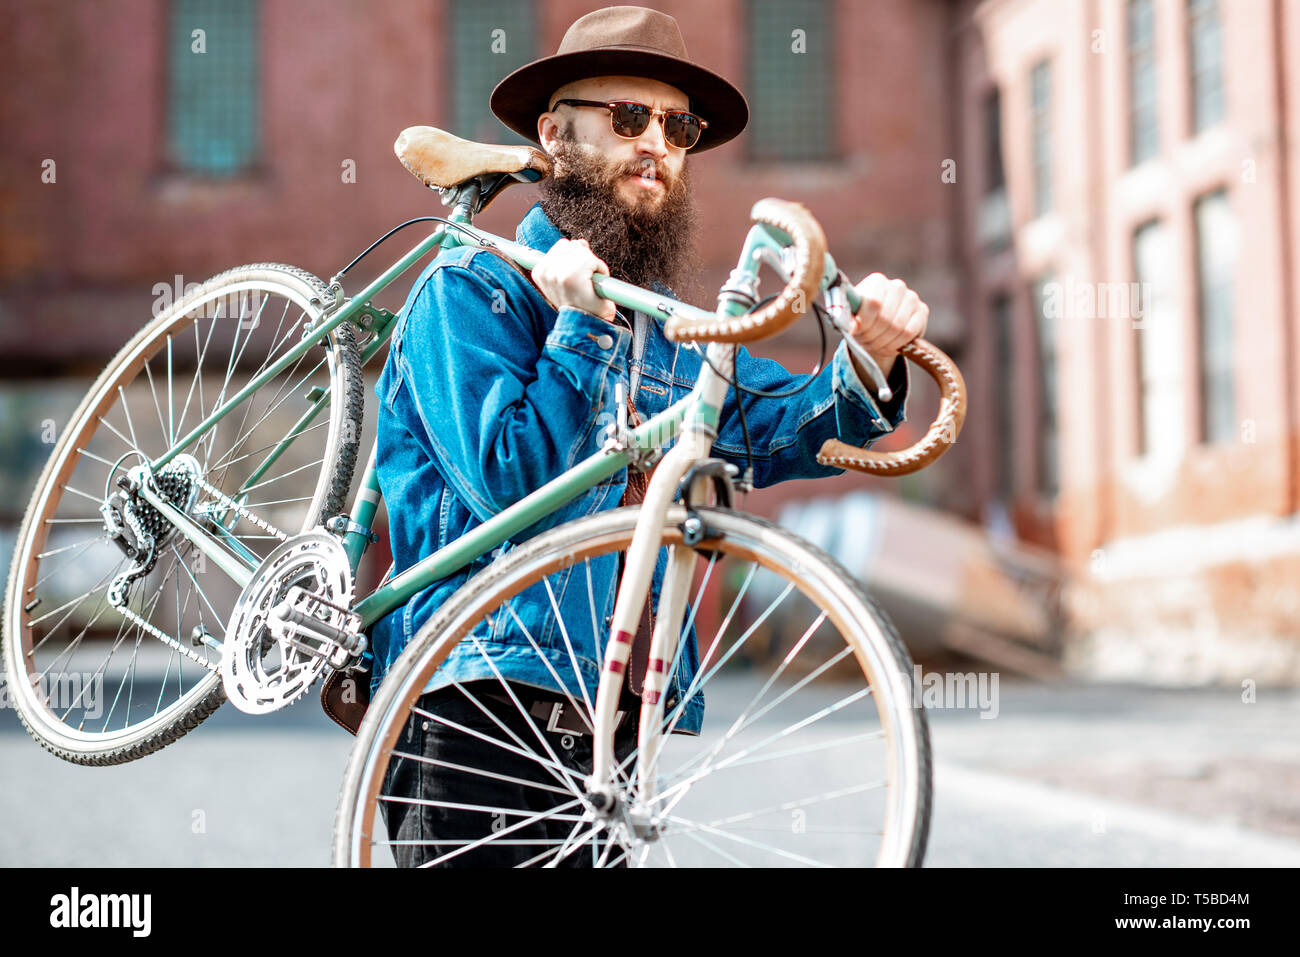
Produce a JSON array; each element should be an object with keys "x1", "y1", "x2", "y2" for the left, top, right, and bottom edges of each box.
[
  {"x1": 662, "y1": 197, "x2": 967, "y2": 477},
  {"x1": 817, "y1": 337, "x2": 967, "y2": 476},
  {"x1": 431, "y1": 184, "x2": 967, "y2": 478},
  {"x1": 663, "y1": 199, "x2": 827, "y2": 345}
]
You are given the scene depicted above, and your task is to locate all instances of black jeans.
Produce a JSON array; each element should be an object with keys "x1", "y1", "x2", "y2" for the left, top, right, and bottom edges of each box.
[{"x1": 380, "y1": 681, "x2": 640, "y2": 868}]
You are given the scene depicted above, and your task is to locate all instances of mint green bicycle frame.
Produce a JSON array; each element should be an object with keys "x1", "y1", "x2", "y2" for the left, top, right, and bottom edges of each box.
[{"x1": 133, "y1": 204, "x2": 853, "y2": 639}]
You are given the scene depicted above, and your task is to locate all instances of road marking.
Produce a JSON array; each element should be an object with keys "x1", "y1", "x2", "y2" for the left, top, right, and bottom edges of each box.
[{"x1": 937, "y1": 761, "x2": 1300, "y2": 865}]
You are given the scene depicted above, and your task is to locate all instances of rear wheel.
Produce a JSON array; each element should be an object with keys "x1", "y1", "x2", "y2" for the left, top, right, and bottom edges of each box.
[
  {"x1": 334, "y1": 506, "x2": 931, "y2": 867},
  {"x1": 3, "y1": 264, "x2": 363, "y2": 764}
]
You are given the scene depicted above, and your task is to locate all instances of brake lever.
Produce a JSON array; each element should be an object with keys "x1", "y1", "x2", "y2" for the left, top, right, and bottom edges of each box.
[
  {"x1": 755, "y1": 248, "x2": 892, "y2": 401},
  {"x1": 824, "y1": 285, "x2": 892, "y2": 403}
]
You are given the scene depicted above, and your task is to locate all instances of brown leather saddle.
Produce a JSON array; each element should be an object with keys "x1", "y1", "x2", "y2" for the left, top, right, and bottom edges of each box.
[{"x1": 392, "y1": 125, "x2": 551, "y2": 213}]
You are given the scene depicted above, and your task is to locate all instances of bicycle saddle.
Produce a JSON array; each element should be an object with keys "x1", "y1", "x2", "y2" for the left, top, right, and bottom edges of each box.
[{"x1": 394, "y1": 125, "x2": 550, "y2": 211}]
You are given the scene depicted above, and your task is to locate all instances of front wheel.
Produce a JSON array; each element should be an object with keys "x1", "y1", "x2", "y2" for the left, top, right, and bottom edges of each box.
[{"x1": 333, "y1": 506, "x2": 931, "y2": 867}]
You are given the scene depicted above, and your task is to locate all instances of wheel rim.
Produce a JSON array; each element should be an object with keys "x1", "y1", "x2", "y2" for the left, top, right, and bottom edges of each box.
[
  {"x1": 340, "y1": 507, "x2": 928, "y2": 867},
  {"x1": 5, "y1": 270, "x2": 355, "y2": 755}
]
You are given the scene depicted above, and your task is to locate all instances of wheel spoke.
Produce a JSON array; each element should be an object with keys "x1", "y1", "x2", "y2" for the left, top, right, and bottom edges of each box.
[
  {"x1": 170, "y1": 543, "x2": 224, "y2": 641},
  {"x1": 413, "y1": 700, "x2": 584, "y2": 791},
  {"x1": 203, "y1": 295, "x2": 287, "y2": 472},
  {"x1": 95, "y1": 411, "x2": 135, "y2": 452},
  {"x1": 115, "y1": 385, "x2": 140, "y2": 452},
  {"x1": 9, "y1": 268, "x2": 356, "y2": 761},
  {"x1": 142, "y1": 355, "x2": 170, "y2": 447},
  {"x1": 450, "y1": 668, "x2": 585, "y2": 798},
  {"x1": 661, "y1": 640, "x2": 855, "y2": 792},
  {"x1": 344, "y1": 509, "x2": 929, "y2": 868},
  {"x1": 660, "y1": 811, "x2": 834, "y2": 867},
  {"x1": 208, "y1": 338, "x2": 324, "y2": 481},
  {"x1": 678, "y1": 827, "x2": 752, "y2": 866},
  {"x1": 656, "y1": 684, "x2": 873, "y2": 817},
  {"x1": 31, "y1": 534, "x2": 105, "y2": 590},
  {"x1": 406, "y1": 796, "x2": 586, "y2": 868},
  {"x1": 173, "y1": 307, "x2": 218, "y2": 447},
  {"x1": 207, "y1": 420, "x2": 329, "y2": 475}
]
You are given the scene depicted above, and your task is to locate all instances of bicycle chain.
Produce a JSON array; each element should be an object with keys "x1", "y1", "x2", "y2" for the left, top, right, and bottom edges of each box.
[
  {"x1": 105, "y1": 472, "x2": 291, "y2": 674},
  {"x1": 113, "y1": 602, "x2": 219, "y2": 672},
  {"x1": 192, "y1": 476, "x2": 289, "y2": 543}
]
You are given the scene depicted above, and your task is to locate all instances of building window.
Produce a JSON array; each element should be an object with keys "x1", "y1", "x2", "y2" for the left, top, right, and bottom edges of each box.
[
  {"x1": 450, "y1": 0, "x2": 536, "y2": 144},
  {"x1": 978, "y1": 86, "x2": 1012, "y2": 249},
  {"x1": 1132, "y1": 219, "x2": 1185, "y2": 462},
  {"x1": 992, "y1": 294, "x2": 1016, "y2": 500},
  {"x1": 985, "y1": 88, "x2": 1005, "y2": 194},
  {"x1": 746, "y1": 0, "x2": 835, "y2": 162},
  {"x1": 1127, "y1": 0, "x2": 1158, "y2": 165},
  {"x1": 167, "y1": 0, "x2": 260, "y2": 176},
  {"x1": 1029, "y1": 60, "x2": 1052, "y2": 217},
  {"x1": 1194, "y1": 189, "x2": 1238, "y2": 443},
  {"x1": 1188, "y1": 0, "x2": 1224, "y2": 133},
  {"x1": 1032, "y1": 274, "x2": 1059, "y2": 497}
]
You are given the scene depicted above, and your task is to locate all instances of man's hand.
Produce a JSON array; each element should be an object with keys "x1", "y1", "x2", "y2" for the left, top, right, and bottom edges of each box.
[
  {"x1": 531, "y1": 238, "x2": 617, "y2": 323},
  {"x1": 849, "y1": 273, "x2": 929, "y2": 385}
]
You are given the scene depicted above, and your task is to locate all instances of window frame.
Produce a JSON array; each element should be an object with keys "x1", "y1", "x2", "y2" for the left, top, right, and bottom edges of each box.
[
  {"x1": 446, "y1": 0, "x2": 538, "y2": 146},
  {"x1": 163, "y1": 0, "x2": 263, "y2": 179},
  {"x1": 1029, "y1": 59, "x2": 1053, "y2": 219},
  {"x1": 1187, "y1": 0, "x2": 1225, "y2": 135},
  {"x1": 743, "y1": 0, "x2": 839, "y2": 164},
  {"x1": 1126, "y1": 0, "x2": 1159, "y2": 167},
  {"x1": 1192, "y1": 186, "x2": 1237, "y2": 445},
  {"x1": 1030, "y1": 272, "x2": 1060, "y2": 498}
]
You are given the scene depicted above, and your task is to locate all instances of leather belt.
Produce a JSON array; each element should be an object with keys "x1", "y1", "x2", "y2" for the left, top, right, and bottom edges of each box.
[{"x1": 481, "y1": 688, "x2": 628, "y2": 738}]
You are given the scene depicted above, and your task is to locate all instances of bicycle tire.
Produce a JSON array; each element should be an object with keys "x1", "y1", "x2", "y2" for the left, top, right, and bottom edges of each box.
[
  {"x1": 3, "y1": 263, "x2": 363, "y2": 765},
  {"x1": 333, "y1": 505, "x2": 931, "y2": 868}
]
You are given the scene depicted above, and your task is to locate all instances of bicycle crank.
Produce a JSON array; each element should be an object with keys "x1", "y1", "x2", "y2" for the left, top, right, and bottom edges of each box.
[{"x1": 221, "y1": 530, "x2": 365, "y2": 714}]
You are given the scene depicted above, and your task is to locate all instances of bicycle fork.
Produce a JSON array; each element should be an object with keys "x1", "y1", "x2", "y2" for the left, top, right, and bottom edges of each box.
[{"x1": 586, "y1": 342, "x2": 735, "y2": 819}]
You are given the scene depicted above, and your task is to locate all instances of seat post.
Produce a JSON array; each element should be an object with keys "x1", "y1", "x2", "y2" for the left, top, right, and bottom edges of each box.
[{"x1": 443, "y1": 179, "x2": 482, "y2": 223}]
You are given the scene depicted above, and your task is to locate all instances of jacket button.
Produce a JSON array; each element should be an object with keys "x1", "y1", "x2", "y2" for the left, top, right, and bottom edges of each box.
[{"x1": 595, "y1": 334, "x2": 614, "y2": 349}]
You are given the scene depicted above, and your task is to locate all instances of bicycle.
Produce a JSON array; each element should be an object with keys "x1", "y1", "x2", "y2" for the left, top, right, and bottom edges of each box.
[{"x1": 3, "y1": 125, "x2": 966, "y2": 867}]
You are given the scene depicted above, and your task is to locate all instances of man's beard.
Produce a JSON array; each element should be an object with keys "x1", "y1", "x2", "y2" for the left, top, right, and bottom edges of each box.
[{"x1": 538, "y1": 125, "x2": 700, "y2": 298}]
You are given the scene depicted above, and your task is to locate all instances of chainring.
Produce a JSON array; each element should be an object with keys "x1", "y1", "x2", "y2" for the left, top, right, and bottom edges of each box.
[{"x1": 221, "y1": 530, "x2": 356, "y2": 714}]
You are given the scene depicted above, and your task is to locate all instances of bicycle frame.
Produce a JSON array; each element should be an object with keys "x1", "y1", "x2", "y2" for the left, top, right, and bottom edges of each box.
[
  {"x1": 136, "y1": 203, "x2": 827, "y2": 618},
  {"x1": 130, "y1": 201, "x2": 828, "y2": 795}
]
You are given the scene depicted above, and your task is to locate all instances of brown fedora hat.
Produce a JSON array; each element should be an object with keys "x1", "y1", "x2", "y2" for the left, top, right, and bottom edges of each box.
[{"x1": 490, "y1": 5, "x2": 748, "y2": 152}]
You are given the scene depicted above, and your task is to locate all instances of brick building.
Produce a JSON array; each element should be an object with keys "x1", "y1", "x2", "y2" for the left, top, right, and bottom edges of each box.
[
  {"x1": 950, "y1": 0, "x2": 1300, "y2": 681},
  {"x1": 1, "y1": 0, "x2": 1296, "y2": 681}
]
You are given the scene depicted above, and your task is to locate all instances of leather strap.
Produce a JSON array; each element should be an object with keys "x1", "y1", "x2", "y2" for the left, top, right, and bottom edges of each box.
[
  {"x1": 477, "y1": 245, "x2": 551, "y2": 303},
  {"x1": 320, "y1": 667, "x2": 371, "y2": 736}
]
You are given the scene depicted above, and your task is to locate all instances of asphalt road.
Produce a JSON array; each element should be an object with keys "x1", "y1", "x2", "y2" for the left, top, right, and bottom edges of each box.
[{"x1": 2, "y1": 678, "x2": 1298, "y2": 867}]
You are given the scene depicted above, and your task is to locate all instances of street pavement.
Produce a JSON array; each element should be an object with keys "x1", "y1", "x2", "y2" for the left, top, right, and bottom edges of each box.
[{"x1": 2, "y1": 677, "x2": 1298, "y2": 866}]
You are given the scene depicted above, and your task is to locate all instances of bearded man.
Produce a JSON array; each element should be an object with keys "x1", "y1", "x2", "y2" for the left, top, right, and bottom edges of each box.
[{"x1": 369, "y1": 5, "x2": 929, "y2": 867}]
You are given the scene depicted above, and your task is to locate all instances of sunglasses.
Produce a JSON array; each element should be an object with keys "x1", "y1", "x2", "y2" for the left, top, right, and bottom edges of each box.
[{"x1": 550, "y1": 99, "x2": 708, "y2": 150}]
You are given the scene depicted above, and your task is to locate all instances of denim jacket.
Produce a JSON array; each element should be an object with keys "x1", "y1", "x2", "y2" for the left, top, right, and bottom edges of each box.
[{"x1": 370, "y1": 203, "x2": 910, "y2": 733}]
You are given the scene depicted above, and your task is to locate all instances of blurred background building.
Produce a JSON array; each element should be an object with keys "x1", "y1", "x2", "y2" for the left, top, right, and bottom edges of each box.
[{"x1": 1, "y1": 0, "x2": 1296, "y2": 683}]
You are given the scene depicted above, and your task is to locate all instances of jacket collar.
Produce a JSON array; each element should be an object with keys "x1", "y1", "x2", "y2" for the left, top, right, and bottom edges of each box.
[
  {"x1": 514, "y1": 203, "x2": 678, "y2": 300},
  {"x1": 516, "y1": 202, "x2": 564, "y2": 253}
]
